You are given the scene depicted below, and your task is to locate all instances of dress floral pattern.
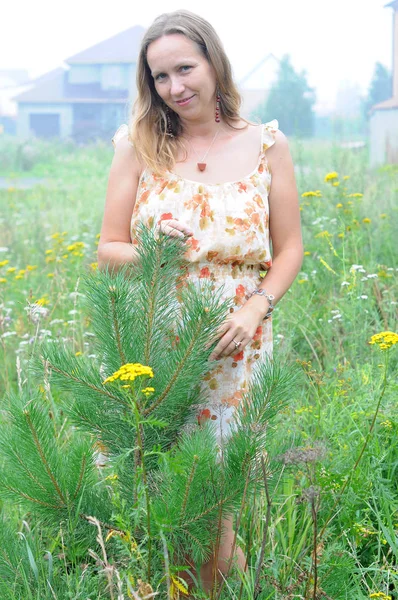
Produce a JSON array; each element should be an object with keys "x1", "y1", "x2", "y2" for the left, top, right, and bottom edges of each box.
[{"x1": 112, "y1": 119, "x2": 278, "y2": 448}]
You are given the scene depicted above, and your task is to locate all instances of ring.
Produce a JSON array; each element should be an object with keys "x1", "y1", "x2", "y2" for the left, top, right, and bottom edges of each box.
[{"x1": 233, "y1": 339, "x2": 241, "y2": 349}]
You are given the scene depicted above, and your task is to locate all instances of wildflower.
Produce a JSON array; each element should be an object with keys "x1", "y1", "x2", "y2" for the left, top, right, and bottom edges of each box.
[
  {"x1": 369, "y1": 331, "x2": 398, "y2": 351},
  {"x1": 0, "y1": 248, "x2": 9, "y2": 253},
  {"x1": 35, "y1": 297, "x2": 49, "y2": 306},
  {"x1": 51, "y1": 232, "x2": 60, "y2": 239},
  {"x1": 26, "y1": 264, "x2": 37, "y2": 271},
  {"x1": 7, "y1": 267, "x2": 16, "y2": 273},
  {"x1": 15, "y1": 275, "x2": 23, "y2": 280},
  {"x1": 45, "y1": 249, "x2": 53, "y2": 255},
  {"x1": 315, "y1": 230, "x2": 331, "y2": 238},
  {"x1": 343, "y1": 175, "x2": 350, "y2": 180},
  {"x1": 47, "y1": 273, "x2": 55, "y2": 278},
  {"x1": 338, "y1": 233, "x2": 344, "y2": 238},
  {"x1": 380, "y1": 420, "x2": 393, "y2": 429},
  {"x1": 141, "y1": 386, "x2": 155, "y2": 396},
  {"x1": 319, "y1": 257, "x2": 337, "y2": 275},
  {"x1": 341, "y1": 281, "x2": 350, "y2": 286},
  {"x1": 346, "y1": 193, "x2": 363, "y2": 198},
  {"x1": 0, "y1": 260, "x2": 9, "y2": 267},
  {"x1": 18, "y1": 269, "x2": 26, "y2": 276},
  {"x1": 90, "y1": 262, "x2": 98, "y2": 270},
  {"x1": 336, "y1": 203, "x2": 343, "y2": 208},
  {"x1": 304, "y1": 251, "x2": 311, "y2": 256},
  {"x1": 75, "y1": 351, "x2": 83, "y2": 356},
  {"x1": 102, "y1": 363, "x2": 154, "y2": 385},
  {"x1": 362, "y1": 218, "x2": 371, "y2": 224},
  {"x1": 298, "y1": 279, "x2": 308, "y2": 284},
  {"x1": 369, "y1": 593, "x2": 392, "y2": 599},
  {"x1": 325, "y1": 171, "x2": 338, "y2": 182},
  {"x1": 301, "y1": 190, "x2": 322, "y2": 197},
  {"x1": 278, "y1": 444, "x2": 327, "y2": 465},
  {"x1": 332, "y1": 181, "x2": 340, "y2": 187},
  {"x1": 380, "y1": 213, "x2": 388, "y2": 218},
  {"x1": 0, "y1": 278, "x2": 6, "y2": 283}
]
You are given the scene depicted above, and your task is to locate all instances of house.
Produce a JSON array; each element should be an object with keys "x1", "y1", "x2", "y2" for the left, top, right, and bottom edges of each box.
[
  {"x1": 11, "y1": 24, "x2": 276, "y2": 142},
  {"x1": 369, "y1": 0, "x2": 398, "y2": 166},
  {"x1": 12, "y1": 25, "x2": 145, "y2": 141},
  {"x1": 0, "y1": 69, "x2": 30, "y2": 135}
]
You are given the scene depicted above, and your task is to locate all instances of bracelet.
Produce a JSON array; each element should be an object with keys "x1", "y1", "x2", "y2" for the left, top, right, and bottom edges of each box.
[{"x1": 246, "y1": 289, "x2": 275, "y2": 320}]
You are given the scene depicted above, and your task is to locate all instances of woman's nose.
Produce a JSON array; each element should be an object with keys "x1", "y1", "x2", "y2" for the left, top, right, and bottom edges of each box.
[{"x1": 169, "y1": 77, "x2": 185, "y2": 97}]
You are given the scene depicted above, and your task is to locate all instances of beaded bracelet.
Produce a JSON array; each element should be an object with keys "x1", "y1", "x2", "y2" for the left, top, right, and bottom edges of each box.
[{"x1": 246, "y1": 289, "x2": 275, "y2": 320}]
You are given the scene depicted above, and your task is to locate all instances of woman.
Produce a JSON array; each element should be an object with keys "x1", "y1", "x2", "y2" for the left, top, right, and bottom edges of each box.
[{"x1": 98, "y1": 9, "x2": 303, "y2": 596}]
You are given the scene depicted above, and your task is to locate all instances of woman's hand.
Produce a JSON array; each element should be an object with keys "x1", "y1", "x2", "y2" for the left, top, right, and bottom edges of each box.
[
  {"x1": 156, "y1": 218, "x2": 193, "y2": 239},
  {"x1": 206, "y1": 303, "x2": 264, "y2": 361}
]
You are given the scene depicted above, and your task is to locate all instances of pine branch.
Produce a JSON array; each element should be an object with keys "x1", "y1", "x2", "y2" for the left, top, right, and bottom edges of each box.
[
  {"x1": 72, "y1": 454, "x2": 87, "y2": 501},
  {"x1": 24, "y1": 409, "x2": 67, "y2": 506},
  {"x1": 179, "y1": 455, "x2": 199, "y2": 524},
  {"x1": 109, "y1": 288, "x2": 127, "y2": 365}
]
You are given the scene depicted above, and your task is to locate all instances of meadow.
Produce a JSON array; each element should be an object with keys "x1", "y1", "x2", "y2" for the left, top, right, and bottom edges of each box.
[{"x1": 0, "y1": 131, "x2": 397, "y2": 599}]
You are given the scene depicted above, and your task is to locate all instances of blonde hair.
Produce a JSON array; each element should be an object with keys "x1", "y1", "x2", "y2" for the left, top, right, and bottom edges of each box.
[{"x1": 129, "y1": 10, "x2": 250, "y2": 176}]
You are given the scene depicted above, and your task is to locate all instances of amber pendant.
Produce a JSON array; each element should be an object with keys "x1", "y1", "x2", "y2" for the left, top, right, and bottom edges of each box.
[{"x1": 197, "y1": 162, "x2": 206, "y2": 172}]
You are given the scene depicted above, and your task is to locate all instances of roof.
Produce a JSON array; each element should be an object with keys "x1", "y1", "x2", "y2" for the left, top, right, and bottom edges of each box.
[
  {"x1": 372, "y1": 96, "x2": 398, "y2": 110},
  {"x1": 238, "y1": 53, "x2": 280, "y2": 90},
  {"x1": 385, "y1": 0, "x2": 398, "y2": 9},
  {"x1": 65, "y1": 25, "x2": 145, "y2": 64}
]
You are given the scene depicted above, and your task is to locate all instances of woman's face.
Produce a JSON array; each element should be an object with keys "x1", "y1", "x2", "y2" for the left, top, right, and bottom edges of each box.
[{"x1": 146, "y1": 33, "x2": 218, "y2": 121}]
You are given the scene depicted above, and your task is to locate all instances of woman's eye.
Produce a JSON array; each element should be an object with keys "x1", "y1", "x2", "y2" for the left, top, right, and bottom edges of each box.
[
  {"x1": 155, "y1": 73, "x2": 166, "y2": 81},
  {"x1": 181, "y1": 66, "x2": 191, "y2": 72}
]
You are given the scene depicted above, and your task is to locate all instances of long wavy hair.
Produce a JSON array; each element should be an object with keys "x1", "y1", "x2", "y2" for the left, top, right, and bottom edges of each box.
[{"x1": 129, "y1": 10, "x2": 251, "y2": 176}]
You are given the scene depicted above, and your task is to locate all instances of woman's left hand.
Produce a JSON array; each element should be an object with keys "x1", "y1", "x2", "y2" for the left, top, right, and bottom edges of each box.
[{"x1": 207, "y1": 304, "x2": 263, "y2": 361}]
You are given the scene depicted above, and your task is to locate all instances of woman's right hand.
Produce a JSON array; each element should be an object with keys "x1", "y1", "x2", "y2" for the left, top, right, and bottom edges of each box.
[{"x1": 156, "y1": 219, "x2": 193, "y2": 239}]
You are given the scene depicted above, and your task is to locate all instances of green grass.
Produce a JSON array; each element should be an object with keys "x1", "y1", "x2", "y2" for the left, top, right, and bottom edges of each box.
[{"x1": 0, "y1": 133, "x2": 397, "y2": 598}]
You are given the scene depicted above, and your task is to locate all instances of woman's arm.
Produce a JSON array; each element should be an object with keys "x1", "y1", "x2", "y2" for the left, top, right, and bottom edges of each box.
[
  {"x1": 245, "y1": 129, "x2": 304, "y2": 318},
  {"x1": 97, "y1": 135, "x2": 143, "y2": 272}
]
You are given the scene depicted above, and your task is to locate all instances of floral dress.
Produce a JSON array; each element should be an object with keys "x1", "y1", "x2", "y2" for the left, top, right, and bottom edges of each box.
[{"x1": 112, "y1": 120, "x2": 278, "y2": 448}]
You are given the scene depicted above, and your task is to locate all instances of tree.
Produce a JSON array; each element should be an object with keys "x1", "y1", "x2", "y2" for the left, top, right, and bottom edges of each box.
[
  {"x1": 362, "y1": 62, "x2": 392, "y2": 120},
  {"x1": 255, "y1": 54, "x2": 316, "y2": 137},
  {"x1": 0, "y1": 223, "x2": 296, "y2": 599}
]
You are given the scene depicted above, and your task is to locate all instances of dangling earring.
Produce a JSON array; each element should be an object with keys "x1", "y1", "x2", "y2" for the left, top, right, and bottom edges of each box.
[
  {"x1": 166, "y1": 107, "x2": 174, "y2": 138},
  {"x1": 215, "y1": 90, "x2": 221, "y2": 123}
]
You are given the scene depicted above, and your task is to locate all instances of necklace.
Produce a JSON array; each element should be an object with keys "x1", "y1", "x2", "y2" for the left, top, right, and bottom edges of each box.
[{"x1": 184, "y1": 130, "x2": 220, "y2": 172}]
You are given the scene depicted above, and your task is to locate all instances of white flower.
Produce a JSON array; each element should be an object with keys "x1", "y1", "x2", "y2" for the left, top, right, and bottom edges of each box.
[
  {"x1": 356, "y1": 295, "x2": 368, "y2": 300},
  {"x1": 341, "y1": 281, "x2": 350, "y2": 286},
  {"x1": 50, "y1": 318, "x2": 64, "y2": 325},
  {"x1": 391, "y1": 301, "x2": 398, "y2": 305},
  {"x1": 69, "y1": 292, "x2": 85, "y2": 299},
  {"x1": 331, "y1": 309, "x2": 340, "y2": 314},
  {"x1": 332, "y1": 314, "x2": 342, "y2": 319},
  {"x1": 360, "y1": 277, "x2": 368, "y2": 282},
  {"x1": 276, "y1": 334, "x2": 284, "y2": 339},
  {"x1": 68, "y1": 309, "x2": 79, "y2": 315},
  {"x1": 1, "y1": 331, "x2": 17, "y2": 338},
  {"x1": 0, "y1": 247, "x2": 9, "y2": 253},
  {"x1": 367, "y1": 274, "x2": 378, "y2": 278},
  {"x1": 24, "y1": 303, "x2": 49, "y2": 322},
  {"x1": 350, "y1": 264, "x2": 363, "y2": 270}
]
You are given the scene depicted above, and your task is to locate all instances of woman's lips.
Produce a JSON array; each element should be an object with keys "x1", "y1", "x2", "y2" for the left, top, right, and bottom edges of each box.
[{"x1": 176, "y1": 95, "x2": 195, "y2": 106}]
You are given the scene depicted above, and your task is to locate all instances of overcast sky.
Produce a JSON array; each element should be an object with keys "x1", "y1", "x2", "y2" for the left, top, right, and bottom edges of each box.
[{"x1": 1, "y1": 0, "x2": 393, "y2": 113}]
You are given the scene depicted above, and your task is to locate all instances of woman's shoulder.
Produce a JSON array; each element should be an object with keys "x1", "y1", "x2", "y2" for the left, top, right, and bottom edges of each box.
[{"x1": 111, "y1": 124, "x2": 134, "y2": 149}]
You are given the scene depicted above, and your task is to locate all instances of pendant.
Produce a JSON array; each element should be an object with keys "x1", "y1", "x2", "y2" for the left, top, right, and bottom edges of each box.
[{"x1": 197, "y1": 162, "x2": 206, "y2": 172}]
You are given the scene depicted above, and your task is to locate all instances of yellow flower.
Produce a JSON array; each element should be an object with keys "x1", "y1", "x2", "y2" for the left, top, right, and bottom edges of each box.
[
  {"x1": 26, "y1": 264, "x2": 37, "y2": 271},
  {"x1": 7, "y1": 267, "x2": 16, "y2": 273},
  {"x1": 7, "y1": 186, "x2": 16, "y2": 192},
  {"x1": 298, "y1": 279, "x2": 308, "y2": 284},
  {"x1": 96, "y1": 233, "x2": 101, "y2": 239},
  {"x1": 315, "y1": 230, "x2": 331, "y2": 238},
  {"x1": 380, "y1": 213, "x2": 388, "y2": 219},
  {"x1": 332, "y1": 181, "x2": 340, "y2": 187},
  {"x1": 301, "y1": 190, "x2": 322, "y2": 197},
  {"x1": 346, "y1": 192, "x2": 363, "y2": 198},
  {"x1": 51, "y1": 232, "x2": 60, "y2": 239},
  {"x1": 103, "y1": 363, "x2": 154, "y2": 385},
  {"x1": 90, "y1": 262, "x2": 98, "y2": 270},
  {"x1": 368, "y1": 331, "x2": 398, "y2": 351},
  {"x1": 0, "y1": 260, "x2": 9, "y2": 267},
  {"x1": 304, "y1": 251, "x2": 311, "y2": 256},
  {"x1": 141, "y1": 386, "x2": 155, "y2": 396},
  {"x1": 15, "y1": 275, "x2": 23, "y2": 280},
  {"x1": 363, "y1": 218, "x2": 371, "y2": 224},
  {"x1": 75, "y1": 351, "x2": 83, "y2": 356},
  {"x1": 36, "y1": 297, "x2": 49, "y2": 306},
  {"x1": 336, "y1": 203, "x2": 343, "y2": 208},
  {"x1": 47, "y1": 273, "x2": 55, "y2": 278},
  {"x1": 325, "y1": 171, "x2": 338, "y2": 182},
  {"x1": 343, "y1": 175, "x2": 350, "y2": 180},
  {"x1": 18, "y1": 269, "x2": 26, "y2": 276},
  {"x1": 369, "y1": 593, "x2": 392, "y2": 599},
  {"x1": 45, "y1": 249, "x2": 53, "y2": 255},
  {"x1": 338, "y1": 233, "x2": 344, "y2": 238},
  {"x1": 319, "y1": 257, "x2": 337, "y2": 275},
  {"x1": 0, "y1": 278, "x2": 6, "y2": 283}
]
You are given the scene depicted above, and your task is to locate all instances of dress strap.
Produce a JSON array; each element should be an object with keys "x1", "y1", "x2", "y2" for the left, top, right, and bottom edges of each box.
[
  {"x1": 111, "y1": 123, "x2": 132, "y2": 149},
  {"x1": 261, "y1": 119, "x2": 279, "y2": 154}
]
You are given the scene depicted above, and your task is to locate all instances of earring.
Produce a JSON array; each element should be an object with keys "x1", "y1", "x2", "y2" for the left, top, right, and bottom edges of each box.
[
  {"x1": 166, "y1": 107, "x2": 174, "y2": 137},
  {"x1": 215, "y1": 90, "x2": 221, "y2": 123}
]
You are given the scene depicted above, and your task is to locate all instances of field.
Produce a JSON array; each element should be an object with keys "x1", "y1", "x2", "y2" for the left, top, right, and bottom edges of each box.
[{"x1": 0, "y1": 132, "x2": 397, "y2": 599}]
